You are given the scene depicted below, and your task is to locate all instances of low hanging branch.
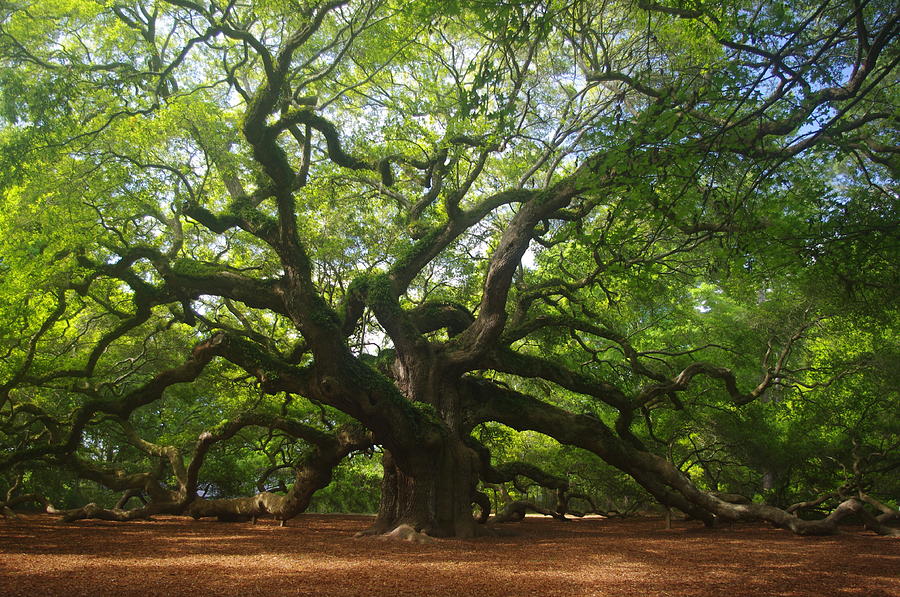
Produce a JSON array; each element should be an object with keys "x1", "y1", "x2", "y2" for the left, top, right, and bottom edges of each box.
[
  {"x1": 186, "y1": 418, "x2": 371, "y2": 523},
  {"x1": 468, "y1": 436, "x2": 571, "y2": 522},
  {"x1": 466, "y1": 375, "x2": 900, "y2": 536},
  {"x1": 0, "y1": 334, "x2": 227, "y2": 472},
  {"x1": 48, "y1": 414, "x2": 372, "y2": 524}
]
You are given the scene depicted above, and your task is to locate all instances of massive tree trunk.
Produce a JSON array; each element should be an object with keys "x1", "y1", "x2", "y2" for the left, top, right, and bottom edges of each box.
[
  {"x1": 374, "y1": 441, "x2": 479, "y2": 538},
  {"x1": 369, "y1": 357, "x2": 481, "y2": 538}
]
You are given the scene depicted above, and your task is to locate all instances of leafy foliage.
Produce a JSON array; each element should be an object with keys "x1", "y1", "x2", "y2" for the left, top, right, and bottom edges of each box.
[{"x1": 0, "y1": 0, "x2": 896, "y2": 533}]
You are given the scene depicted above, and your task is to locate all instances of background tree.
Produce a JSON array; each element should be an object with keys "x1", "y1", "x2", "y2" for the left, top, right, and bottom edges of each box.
[{"x1": 1, "y1": 0, "x2": 897, "y2": 536}]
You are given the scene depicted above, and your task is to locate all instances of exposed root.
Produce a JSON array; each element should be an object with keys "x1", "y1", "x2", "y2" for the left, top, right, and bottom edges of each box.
[
  {"x1": 382, "y1": 524, "x2": 436, "y2": 543},
  {"x1": 355, "y1": 524, "x2": 436, "y2": 543}
]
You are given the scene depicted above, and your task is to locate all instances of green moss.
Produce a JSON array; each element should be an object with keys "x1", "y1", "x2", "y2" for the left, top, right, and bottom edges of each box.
[
  {"x1": 342, "y1": 357, "x2": 443, "y2": 443},
  {"x1": 229, "y1": 195, "x2": 255, "y2": 219},
  {"x1": 410, "y1": 400, "x2": 440, "y2": 421},
  {"x1": 372, "y1": 348, "x2": 396, "y2": 374},
  {"x1": 308, "y1": 295, "x2": 341, "y2": 327},
  {"x1": 357, "y1": 349, "x2": 396, "y2": 376},
  {"x1": 228, "y1": 196, "x2": 277, "y2": 235},
  {"x1": 416, "y1": 302, "x2": 443, "y2": 318},
  {"x1": 366, "y1": 274, "x2": 402, "y2": 316},
  {"x1": 347, "y1": 274, "x2": 371, "y2": 295},
  {"x1": 172, "y1": 258, "x2": 227, "y2": 278},
  {"x1": 392, "y1": 226, "x2": 442, "y2": 274},
  {"x1": 227, "y1": 335, "x2": 267, "y2": 370},
  {"x1": 346, "y1": 357, "x2": 397, "y2": 395}
]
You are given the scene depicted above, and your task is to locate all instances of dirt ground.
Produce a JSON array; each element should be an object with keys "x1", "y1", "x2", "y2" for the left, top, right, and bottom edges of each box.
[{"x1": 0, "y1": 514, "x2": 897, "y2": 597}]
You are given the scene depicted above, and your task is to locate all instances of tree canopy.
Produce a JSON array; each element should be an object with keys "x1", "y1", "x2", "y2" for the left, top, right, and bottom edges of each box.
[{"x1": 0, "y1": 0, "x2": 897, "y2": 537}]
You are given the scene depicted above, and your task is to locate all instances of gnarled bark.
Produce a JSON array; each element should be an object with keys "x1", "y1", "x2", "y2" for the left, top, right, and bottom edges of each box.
[{"x1": 372, "y1": 439, "x2": 481, "y2": 538}]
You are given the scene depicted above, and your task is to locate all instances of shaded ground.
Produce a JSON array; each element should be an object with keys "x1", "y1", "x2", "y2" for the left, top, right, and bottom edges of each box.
[{"x1": 0, "y1": 514, "x2": 897, "y2": 596}]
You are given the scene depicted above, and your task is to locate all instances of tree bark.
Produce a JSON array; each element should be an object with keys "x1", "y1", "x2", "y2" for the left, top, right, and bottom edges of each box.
[
  {"x1": 372, "y1": 439, "x2": 480, "y2": 538},
  {"x1": 368, "y1": 359, "x2": 481, "y2": 538}
]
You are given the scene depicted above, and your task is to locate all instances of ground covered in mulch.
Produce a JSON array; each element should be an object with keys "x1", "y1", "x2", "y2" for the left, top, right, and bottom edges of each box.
[{"x1": 1, "y1": 514, "x2": 897, "y2": 596}]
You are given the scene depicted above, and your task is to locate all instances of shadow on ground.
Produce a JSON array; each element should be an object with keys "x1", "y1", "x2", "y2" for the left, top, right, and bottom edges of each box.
[{"x1": 1, "y1": 514, "x2": 897, "y2": 596}]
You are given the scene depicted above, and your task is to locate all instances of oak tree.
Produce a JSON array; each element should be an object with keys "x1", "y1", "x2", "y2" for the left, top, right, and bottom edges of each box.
[{"x1": 1, "y1": 0, "x2": 897, "y2": 536}]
